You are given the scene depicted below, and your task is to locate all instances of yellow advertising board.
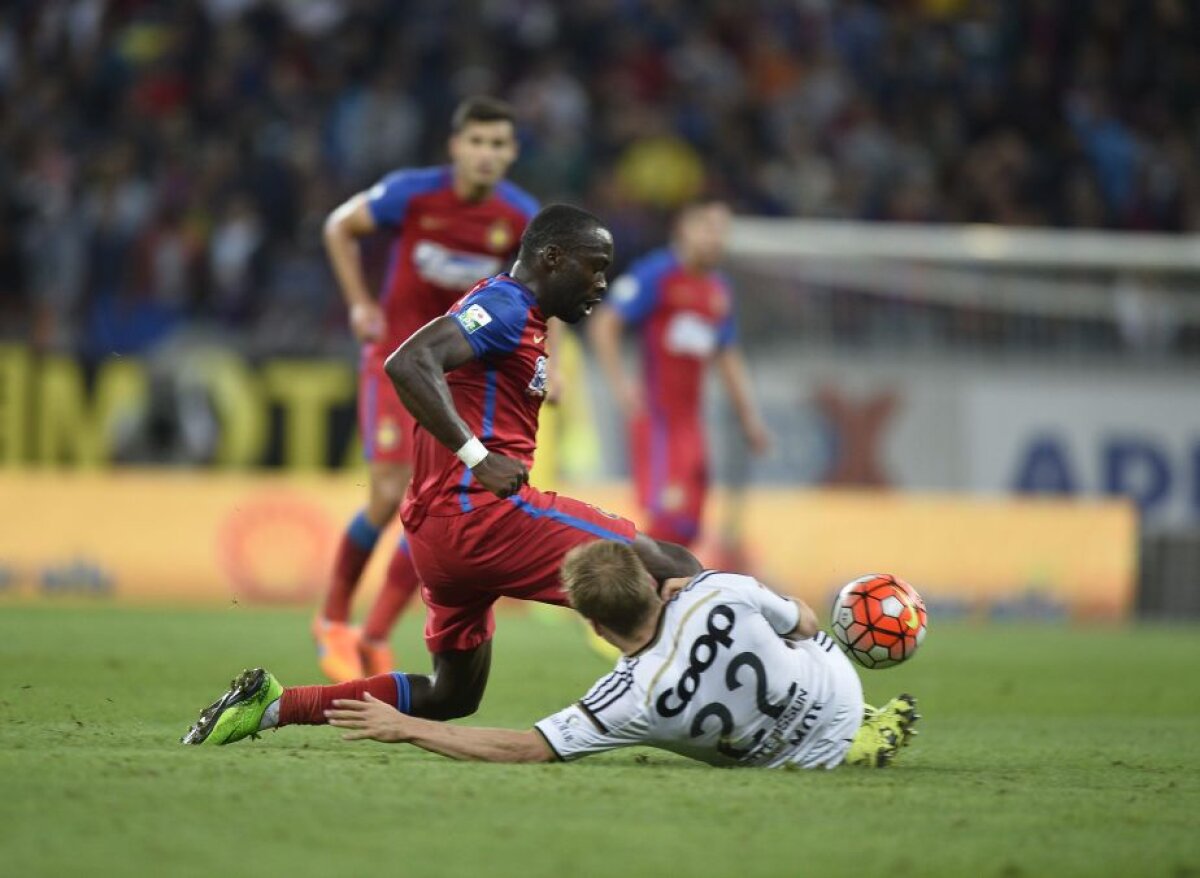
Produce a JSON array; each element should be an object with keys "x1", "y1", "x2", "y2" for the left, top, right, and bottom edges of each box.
[{"x1": 0, "y1": 473, "x2": 1135, "y2": 619}]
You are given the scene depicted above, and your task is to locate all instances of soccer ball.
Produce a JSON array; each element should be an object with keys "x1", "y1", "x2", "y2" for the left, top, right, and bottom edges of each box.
[{"x1": 830, "y1": 574, "x2": 928, "y2": 669}]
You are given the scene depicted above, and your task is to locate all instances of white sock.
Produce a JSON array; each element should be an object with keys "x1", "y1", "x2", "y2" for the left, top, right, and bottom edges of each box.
[{"x1": 259, "y1": 698, "x2": 280, "y2": 730}]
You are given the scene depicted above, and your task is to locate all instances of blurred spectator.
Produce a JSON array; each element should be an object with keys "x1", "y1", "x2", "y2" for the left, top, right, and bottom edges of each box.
[
  {"x1": 208, "y1": 194, "x2": 266, "y2": 322},
  {"x1": 1, "y1": 0, "x2": 1199, "y2": 358}
]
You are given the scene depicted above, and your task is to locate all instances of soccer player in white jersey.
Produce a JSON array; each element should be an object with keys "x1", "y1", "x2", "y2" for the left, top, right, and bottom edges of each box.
[{"x1": 314, "y1": 541, "x2": 919, "y2": 768}]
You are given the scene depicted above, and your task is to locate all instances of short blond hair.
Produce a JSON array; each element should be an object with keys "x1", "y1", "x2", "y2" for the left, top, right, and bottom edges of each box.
[{"x1": 561, "y1": 541, "x2": 658, "y2": 638}]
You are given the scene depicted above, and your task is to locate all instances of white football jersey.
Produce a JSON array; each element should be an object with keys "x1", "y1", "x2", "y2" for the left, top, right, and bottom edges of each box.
[{"x1": 535, "y1": 572, "x2": 864, "y2": 769}]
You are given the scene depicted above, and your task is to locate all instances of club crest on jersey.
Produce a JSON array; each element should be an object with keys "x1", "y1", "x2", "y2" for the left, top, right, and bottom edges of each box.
[
  {"x1": 526, "y1": 355, "x2": 548, "y2": 398},
  {"x1": 457, "y1": 304, "x2": 492, "y2": 333},
  {"x1": 376, "y1": 417, "x2": 400, "y2": 451},
  {"x1": 486, "y1": 219, "x2": 514, "y2": 253},
  {"x1": 661, "y1": 483, "x2": 686, "y2": 511}
]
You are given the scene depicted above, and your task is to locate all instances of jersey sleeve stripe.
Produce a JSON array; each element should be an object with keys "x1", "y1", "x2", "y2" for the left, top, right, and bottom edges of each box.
[
  {"x1": 579, "y1": 670, "x2": 628, "y2": 708},
  {"x1": 575, "y1": 701, "x2": 608, "y2": 734},
  {"x1": 585, "y1": 683, "x2": 632, "y2": 715},
  {"x1": 582, "y1": 673, "x2": 633, "y2": 715}
]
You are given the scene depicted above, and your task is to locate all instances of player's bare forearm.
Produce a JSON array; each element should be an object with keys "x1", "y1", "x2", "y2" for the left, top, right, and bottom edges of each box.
[
  {"x1": 588, "y1": 308, "x2": 637, "y2": 411},
  {"x1": 323, "y1": 193, "x2": 377, "y2": 309},
  {"x1": 405, "y1": 723, "x2": 554, "y2": 763},
  {"x1": 632, "y1": 534, "x2": 702, "y2": 582},
  {"x1": 715, "y1": 347, "x2": 771, "y2": 453},
  {"x1": 715, "y1": 347, "x2": 760, "y2": 428},
  {"x1": 384, "y1": 317, "x2": 478, "y2": 451},
  {"x1": 385, "y1": 317, "x2": 529, "y2": 497},
  {"x1": 789, "y1": 599, "x2": 820, "y2": 639},
  {"x1": 326, "y1": 695, "x2": 553, "y2": 763}
]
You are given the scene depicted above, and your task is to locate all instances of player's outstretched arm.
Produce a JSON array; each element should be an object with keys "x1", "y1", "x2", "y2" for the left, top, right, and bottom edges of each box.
[
  {"x1": 745, "y1": 577, "x2": 820, "y2": 641},
  {"x1": 384, "y1": 317, "x2": 529, "y2": 497},
  {"x1": 786, "y1": 597, "x2": 821, "y2": 640},
  {"x1": 588, "y1": 306, "x2": 644, "y2": 419},
  {"x1": 326, "y1": 694, "x2": 554, "y2": 763},
  {"x1": 714, "y1": 347, "x2": 772, "y2": 456},
  {"x1": 324, "y1": 192, "x2": 385, "y2": 342}
]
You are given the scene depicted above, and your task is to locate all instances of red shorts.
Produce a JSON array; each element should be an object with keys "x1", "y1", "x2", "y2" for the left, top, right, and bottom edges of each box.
[
  {"x1": 359, "y1": 353, "x2": 415, "y2": 466},
  {"x1": 630, "y1": 414, "x2": 707, "y2": 546},
  {"x1": 405, "y1": 486, "x2": 637, "y2": 654}
]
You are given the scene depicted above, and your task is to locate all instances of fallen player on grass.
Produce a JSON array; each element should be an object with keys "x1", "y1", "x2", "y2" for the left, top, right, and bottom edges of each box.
[{"x1": 183, "y1": 541, "x2": 919, "y2": 769}]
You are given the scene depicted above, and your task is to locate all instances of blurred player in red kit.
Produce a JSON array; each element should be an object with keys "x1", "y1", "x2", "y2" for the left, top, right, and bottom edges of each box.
[
  {"x1": 316, "y1": 96, "x2": 538, "y2": 682},
  {"x1": 181, "y1": 206, "x2": 703, "y2": 739},
  {"x1": 590, "y1": 199, "x2": 771, "y2": 557}
]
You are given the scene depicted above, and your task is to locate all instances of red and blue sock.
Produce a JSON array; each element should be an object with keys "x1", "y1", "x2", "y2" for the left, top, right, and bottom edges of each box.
[
  {"x1": 362, "y1": 537, "x2": 421, "y2": 642},
  {"x1": 278, "y1": 672, "x2": 412, "y2": 726},
  {"x1": 322, "y1": 510, "x2": 383, "y2": 623}
]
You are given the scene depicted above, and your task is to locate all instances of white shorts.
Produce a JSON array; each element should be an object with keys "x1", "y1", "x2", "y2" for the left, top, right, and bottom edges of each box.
[{"x1": 780, "y1": 637, "x2": 864, "y2": 770}]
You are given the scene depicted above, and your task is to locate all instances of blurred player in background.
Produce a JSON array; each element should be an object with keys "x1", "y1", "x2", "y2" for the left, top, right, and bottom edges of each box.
[
  {"x1": 316, "y1": 96, "x2": 539, "y2": 682},
  {"x1": 590, "y1": 199, "x2": 771, "y2": 556},
  {"x1": 182, "y1": 206, "x2": 704, "y2": 740},
  {"x1": 184, "y1": 540, "x2": 919, "y2": 769}
]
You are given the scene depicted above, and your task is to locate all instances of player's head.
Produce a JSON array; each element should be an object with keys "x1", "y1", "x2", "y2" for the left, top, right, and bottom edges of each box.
[
  {"x1": 672, "y1": 198, "x2": 732, "y2": 270},
  {"x1": 448, "y1": 96, "x2": 519, "y2": 191},
  {"x1": 561, "y1": 541, "x2": 659, "y2": 643},
  {"x1": 517, "y1": 204, "x2": 614, "y2": 323}
]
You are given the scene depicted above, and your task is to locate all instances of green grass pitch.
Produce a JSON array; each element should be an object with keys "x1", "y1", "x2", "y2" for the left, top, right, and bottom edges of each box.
[{"x1": 1, "y1": 603, "x2": 1198, "y2": 878}]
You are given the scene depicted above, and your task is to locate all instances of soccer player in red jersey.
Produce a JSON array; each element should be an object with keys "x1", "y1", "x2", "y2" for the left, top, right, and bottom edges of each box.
[
  {"x1": 180, "y1": 206, "x2": 702, "y2": 736},
  {"x1": 590, "y1": 199, "x2": 771, "y2": 553},
  {"x1": 316, "y1": 96, "x2": 538, "y2": 682}
]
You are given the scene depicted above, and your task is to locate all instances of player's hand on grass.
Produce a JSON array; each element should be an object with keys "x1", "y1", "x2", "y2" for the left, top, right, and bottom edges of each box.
[
  {"x1": 472, "y1": 451, "x2": 529, "y2": 498},
  {"x1": 350, "y1": 301, "x2": 386, "y2": 343},
  {"x1": 326, "y1": 693, "x2": 408, "y2": 743}
]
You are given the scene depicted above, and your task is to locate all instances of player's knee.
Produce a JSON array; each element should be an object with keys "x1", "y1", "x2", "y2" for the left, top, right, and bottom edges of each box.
[
  {"x1": 425, "y1": 688, "x2": 483, "y2": 721},
  {"x1": 369, "y1": 471, "x2": 409, "y2": 515}
]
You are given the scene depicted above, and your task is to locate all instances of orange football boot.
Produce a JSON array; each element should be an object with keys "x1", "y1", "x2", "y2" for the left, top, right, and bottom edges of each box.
[
  {"x1": 359, "y1": 639, "x2": 395, "y2": 677},
  {"x1": 311, "y1": 617, "x2": 364, "y2": 683}
]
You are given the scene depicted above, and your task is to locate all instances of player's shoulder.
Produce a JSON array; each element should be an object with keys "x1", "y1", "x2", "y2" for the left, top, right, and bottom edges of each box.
[
  {"x1": 610, "y1": 248, "x2": 677, "y2": 312},
  {"x1": 493, "y1": 180, "x2": 540, "y2": 222},
  {"x1": 578, "y1": 661, "x2": 643, "y2": 727},
  {"x1": 470, "y1": 274, "x2": 535, "y2": 304},
  {"x1": 458, "y1": 274, "x2": 536, "y2": 319},
  {"x1": 625, "y1": 247, "x2": 679, "y2": 282},
  {"x1": 370, "y1": 165, "x2": 452, "y2": 199},
  {"x1": 676, "y1": 570, "x2": 760, "y2": 603}
]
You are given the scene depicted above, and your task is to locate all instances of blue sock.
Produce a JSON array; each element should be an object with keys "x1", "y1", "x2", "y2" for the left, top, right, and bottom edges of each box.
[
  {"x1": 390, "y1": 672, "x2": 412, "y2": 714},
  {"x1": 346, "y1": 510, "x2": 383, "y2": 551}
]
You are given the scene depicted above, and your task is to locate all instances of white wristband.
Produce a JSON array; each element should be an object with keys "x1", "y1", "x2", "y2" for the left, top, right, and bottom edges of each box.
[{"x1": 455, "y1": 436, "x2": 489, "y2": 468}]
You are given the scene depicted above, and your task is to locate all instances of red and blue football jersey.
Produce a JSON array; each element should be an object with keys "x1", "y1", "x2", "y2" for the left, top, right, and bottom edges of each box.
[
  {"x1": 402, "y1": 274, "x2": 550, "y2": 527},
  {"x1": 365, "y1": 166, "x2": 539, "y2": 358},
  {"x1": 608, "y1": 247, "x2": 737, "y2": 426}
]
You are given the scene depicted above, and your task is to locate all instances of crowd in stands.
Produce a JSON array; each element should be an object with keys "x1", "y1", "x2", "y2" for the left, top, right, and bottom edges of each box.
[{"x1": 2, "y1": 0, "x2": 1198, "y2": 357}]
